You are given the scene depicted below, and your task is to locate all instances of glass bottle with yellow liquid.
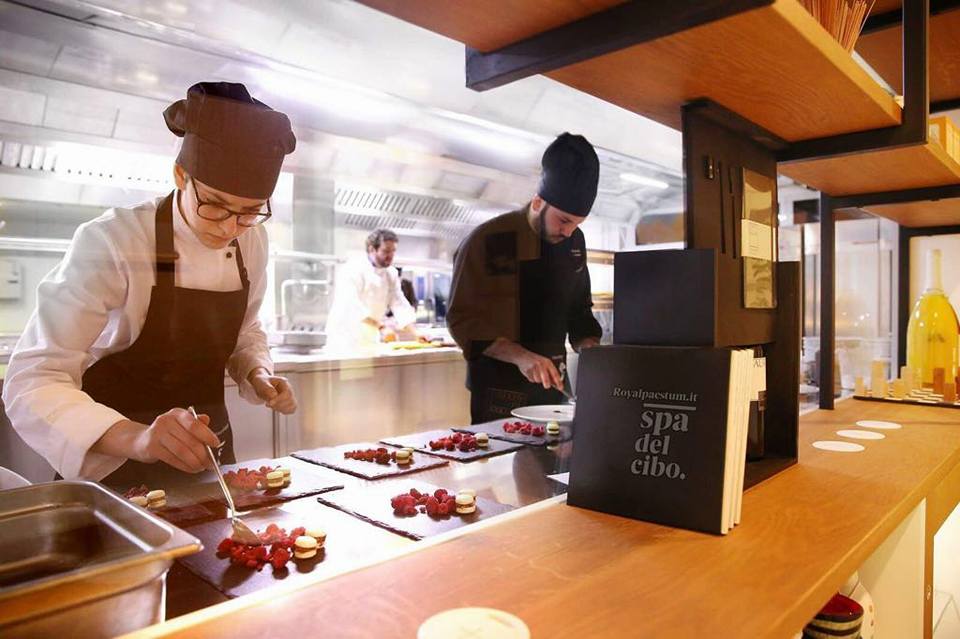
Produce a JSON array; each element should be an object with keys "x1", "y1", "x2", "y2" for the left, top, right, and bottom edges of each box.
[{"x1": 906, "y1": 248, "x2": 959, "y2": 388}]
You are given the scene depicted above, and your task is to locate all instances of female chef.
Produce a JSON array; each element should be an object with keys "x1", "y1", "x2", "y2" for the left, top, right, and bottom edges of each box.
[{"x1": 3, "y1": 82, "x2": 298, "y2": 486}]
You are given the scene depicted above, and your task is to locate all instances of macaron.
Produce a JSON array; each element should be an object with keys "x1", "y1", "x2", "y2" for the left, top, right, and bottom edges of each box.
[
  {"x1": 401, "y1": 447, "x2": 416, "y2": 456},
  {"x1": 457, "y1": 488, "x2": 476, "y2": 498},
  {"x1": 129, "y1": 495, "x2": 149, "y2": 508},
  {"x1": 395, "y1": 449, "x2": 412, "y2": 465},
  {"x1": 305, "y1": 527, "x2": 327, "y2": 548},
  {"x1": 279, "y1": 467, "x2": 292, "y2": 486},
  {"x1": 546, "y1": 421, "x2": 561, "y2": 436},
  {"x1": 146, "y1": 489, "x2": 166, "y2": 509},
  {"x1": 475, "y1": 432, "x2": 489, "y2": 448},
  {"x1": 455, "y1": 492, "x2": 476, "y2": 515},
  {"x1": 265, "y1": 470, "x2": 284, "y2": 489},
  {"x1": 294, "y1": 535, "x2": 318, "y2": 559}
]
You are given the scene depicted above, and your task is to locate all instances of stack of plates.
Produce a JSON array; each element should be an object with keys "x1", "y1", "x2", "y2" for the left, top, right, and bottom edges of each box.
[{"x1": 802, "y1": 593, "x2": 863, "y2": 639}]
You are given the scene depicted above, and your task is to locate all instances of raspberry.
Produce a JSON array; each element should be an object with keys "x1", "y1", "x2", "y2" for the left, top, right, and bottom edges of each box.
[
  {"x1": 404, "y1": 505, "x2": 417, "y2": 516},
  {"x1": 409, "y1": 488, "x2": 422, "y2": 499},
  {"x1": 437, "y1": 502, "x2": 449, "y2": 516},
  {"x1": 216, "y1": 538, "x2": 234, "y2": 553},
  {"x1": 345, "y1": 448, "x2": 402, "y2": 465},
  {"x1": 434, "y1": 489, "x2": 448, "y2": 500},
  {"x1": 245, "y1": 559, "x2": 258, "y2": 569},
  {"x1": 451, "y1": 433, "x2": 463, "y2": 443},
  {"x1": 270, "y1": 547, "x2": 290, "y2": 569}
]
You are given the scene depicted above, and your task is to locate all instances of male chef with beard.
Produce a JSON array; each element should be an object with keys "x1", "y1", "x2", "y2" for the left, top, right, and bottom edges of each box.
[{"x1": 447, "y1": 133, "x2": 603, "y2": 423}]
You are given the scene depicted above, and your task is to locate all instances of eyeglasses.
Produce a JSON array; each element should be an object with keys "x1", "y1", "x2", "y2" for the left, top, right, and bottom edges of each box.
[{"x1": 188, "y1": 178, "x2": 272, "y2": 227}]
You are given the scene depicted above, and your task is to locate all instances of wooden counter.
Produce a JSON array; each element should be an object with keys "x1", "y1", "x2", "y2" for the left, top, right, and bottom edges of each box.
[{"x1": 131, "y1": 399, "x2": 960, "y2": 639}]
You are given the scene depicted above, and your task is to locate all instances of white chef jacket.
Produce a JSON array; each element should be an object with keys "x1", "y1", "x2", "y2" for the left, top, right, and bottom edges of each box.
[
  {"x1": 324, "y1": 254, "x2": 417, "y2": 353},
  {"x1": 1, "y1": 193, "x2": 273, "y2": 481}
]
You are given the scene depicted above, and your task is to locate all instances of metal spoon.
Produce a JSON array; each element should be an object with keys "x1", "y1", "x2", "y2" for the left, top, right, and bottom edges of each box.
[{"x1": 189, "y1": 406, "x2": 261, "y2": 546}]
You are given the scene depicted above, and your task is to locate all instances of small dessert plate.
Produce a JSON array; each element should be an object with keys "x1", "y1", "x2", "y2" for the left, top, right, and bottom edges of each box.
[{"x1": 511, "y1": 404, "x2": 575, "y2": 423}]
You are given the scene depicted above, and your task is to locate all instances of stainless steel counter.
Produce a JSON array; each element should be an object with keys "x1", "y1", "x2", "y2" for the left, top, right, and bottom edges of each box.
[{"x1": 270, "y1": 345, "x2": 463, "y2": 374}]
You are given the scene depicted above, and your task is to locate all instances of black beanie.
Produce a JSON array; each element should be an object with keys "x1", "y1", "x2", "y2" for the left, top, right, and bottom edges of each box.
[
  {"x1": 537, "y1": 132, "x2": 599, "y2": 217},
  {"x1": 164, "y1": 82, "x2": 296, "y2": 199}
]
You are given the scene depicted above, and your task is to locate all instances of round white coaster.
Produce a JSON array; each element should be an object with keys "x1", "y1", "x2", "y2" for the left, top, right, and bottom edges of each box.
[
  {"x1": 813, "y1": 440, "x2": 865, "y2": 452},
  {"x1": 837, "y1": 429, "x2": 885, "y2": 440},
  {"x1": 856, "y1": 420, "x2": 902, "y2": 430},
  {"x1": 418, "y1": 608, "x2": 530, "y2": 639}
]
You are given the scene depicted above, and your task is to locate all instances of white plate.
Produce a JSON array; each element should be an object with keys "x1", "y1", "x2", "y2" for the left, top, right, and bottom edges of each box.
[
  {"x1": 836, "y1": 429, "x2": 886, "y2": 440},
  {"x1": 511, "y1": 404, "x2": 575, "y2": 423},
  {"x1": 856, "y1": 419, "x2": 902, "y2": 430},
  {"x1": 812, "y1": 440, "x2": 865, "y2": 452}
]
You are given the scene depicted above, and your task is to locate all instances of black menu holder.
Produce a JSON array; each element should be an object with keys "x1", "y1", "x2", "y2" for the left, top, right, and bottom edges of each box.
[{"x1": 600, "y1": 99, "x2": 799, "y2": 510}]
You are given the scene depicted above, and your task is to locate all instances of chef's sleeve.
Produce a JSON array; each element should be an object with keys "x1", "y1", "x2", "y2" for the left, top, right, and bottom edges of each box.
[
  {"x1": 447, "y1": 233, "x2": 514, "y2": 360},
  {"x1": 227, "y1": 225, "x2": 275, "y2": 403},
  {"x1": 567, "y1": 263, "x2": 602, "y2": 346},
  {"x1": 389, "y1": 273, "x2": 417, "y2": 328},
  {"x1": 1, "y1": 220, "x2": 129, "y2": 480}
]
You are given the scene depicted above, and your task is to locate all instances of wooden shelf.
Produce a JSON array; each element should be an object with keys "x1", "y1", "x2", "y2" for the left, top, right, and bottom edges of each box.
[
  {"x1": 859, "y1": 196, "x2": 960, "y2": 227},
  {"x1": 779, "y1": 139, "x2": 960, "y2": 198},
  {"x1": 856, "y1": 6, "x2": 960, "y2": 105},
  {"x1": 361, "y1": 0, "x2": 901, "y2": 141}
]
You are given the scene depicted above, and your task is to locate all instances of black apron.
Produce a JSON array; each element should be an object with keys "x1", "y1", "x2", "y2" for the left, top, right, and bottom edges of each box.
[
  {"x1": 81, "y1": 192, "x2": 250, "y2": 488},
  {"x1": 468, "y1": 228, "x2": 586, "y2": 424}
]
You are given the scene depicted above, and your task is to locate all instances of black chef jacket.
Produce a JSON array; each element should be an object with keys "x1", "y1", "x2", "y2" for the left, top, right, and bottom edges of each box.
[{"x1": 447, "y1": 207, "x2": 602, "y2": 423}]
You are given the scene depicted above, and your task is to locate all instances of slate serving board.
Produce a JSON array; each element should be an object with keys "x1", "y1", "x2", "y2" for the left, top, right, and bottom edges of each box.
[
  {"x1": 292, "y1": 442, "x2": 448, "y2": 480},
  {"x1": 316, "y1": 479, "x2": 513, "y2": 541},
  {"x1": 453, "y1": 419, "x2": 572, "y2": 447},
  {"x1": 177, "y1": 506, "x2": 329, "y2": 598},
  {"x1": 122, "y1": 457, "x2": 344, "y2": 526},
  {"x1": 379, "y1": 429, "x2": 523, "y2": 461}
]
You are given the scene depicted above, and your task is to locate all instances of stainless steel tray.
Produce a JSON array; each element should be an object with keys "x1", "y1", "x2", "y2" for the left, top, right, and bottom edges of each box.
[{"x1": 0, "y1": 480, "x2": 201, "y2": 637}]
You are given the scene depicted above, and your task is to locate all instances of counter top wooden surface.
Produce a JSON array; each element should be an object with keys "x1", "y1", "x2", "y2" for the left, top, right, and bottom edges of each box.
[{"x1": 133, "y1": 399, "x2": 960, "y2": 639}]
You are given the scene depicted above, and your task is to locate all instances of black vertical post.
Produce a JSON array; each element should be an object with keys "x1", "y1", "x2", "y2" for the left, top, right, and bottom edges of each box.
[
  {"x1": 901, "y1": 0, "x2": 930, "y2": 141},
  {"x1": 819, "y1": 194, "x2": 835, "y2": 409},
  {"x1": 897, "y1": 226, "x2": 912, "y2": 370}
]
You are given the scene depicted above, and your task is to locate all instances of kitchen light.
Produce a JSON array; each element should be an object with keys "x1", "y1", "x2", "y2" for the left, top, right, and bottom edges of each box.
[
  {"x1": 249, "y1": 67, "x2": 417, "y2": 126},
  {"x1": 135, "y1": 69, "x2": 159, "y2": 85},
  {"x1": 620, "y1": 173, "x2": 670, "y2": 189}
]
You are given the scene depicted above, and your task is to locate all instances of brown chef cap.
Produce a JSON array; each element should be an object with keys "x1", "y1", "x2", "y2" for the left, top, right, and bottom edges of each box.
[{"x1": 163, "y1": 82, "x2": 296, "y2": 199}]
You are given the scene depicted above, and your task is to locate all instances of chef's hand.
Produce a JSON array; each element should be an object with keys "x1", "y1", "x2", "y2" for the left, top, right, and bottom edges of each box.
[
  {"x1": 249, "y1": 367, "x2": 297, "y2": 414},
  {"x1": 132, "y1": 409, "x2": 220, "y2": 473},
  {"x1": 516, "y1": 351, "x2": 563, "y2": 390}
]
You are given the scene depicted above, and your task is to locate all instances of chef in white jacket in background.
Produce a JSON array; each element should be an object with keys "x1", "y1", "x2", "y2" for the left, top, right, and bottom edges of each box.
[{"x1": 324, "y1": 229, "x2": 417, "y2": 353}]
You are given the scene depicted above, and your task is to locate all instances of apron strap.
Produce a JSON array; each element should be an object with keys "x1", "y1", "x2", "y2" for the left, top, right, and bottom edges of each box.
[
  {"x1": 231, "y1": 239, "x2": 250, "y2": 289},
  {"x1": 155, "y1": 192, "x2": 177, "y2": 290}
]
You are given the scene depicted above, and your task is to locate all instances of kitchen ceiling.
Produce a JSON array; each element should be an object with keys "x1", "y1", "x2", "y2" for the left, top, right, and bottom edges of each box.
[{"x1": 0, "y1": 0, "x2": 685, "y2": 225}]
